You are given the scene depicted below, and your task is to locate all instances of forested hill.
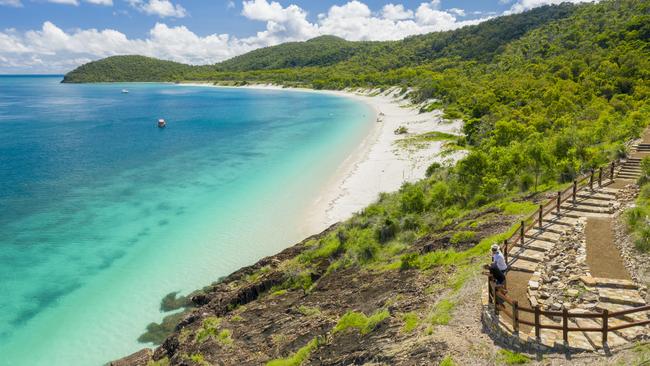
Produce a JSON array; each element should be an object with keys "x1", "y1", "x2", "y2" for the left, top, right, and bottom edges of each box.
[{"x1": 62, "y1": 3, "x2": 576, "y2": 83}]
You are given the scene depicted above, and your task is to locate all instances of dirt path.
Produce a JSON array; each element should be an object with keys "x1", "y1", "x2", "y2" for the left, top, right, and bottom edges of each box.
[{"x1": 585, "y1": 217, "x2": 631, "y2": 280}]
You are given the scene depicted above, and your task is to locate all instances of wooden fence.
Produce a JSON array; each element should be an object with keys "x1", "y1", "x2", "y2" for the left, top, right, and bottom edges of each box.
[
  {"x1": 488, "y1": 280, "x2": 650, "y2": 344},
  {"x1": 486, "y1": 158, "x2": 650, "y2": 344}
]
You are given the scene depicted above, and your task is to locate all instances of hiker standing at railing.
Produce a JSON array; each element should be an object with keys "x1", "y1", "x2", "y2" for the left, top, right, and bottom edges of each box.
[{"x1": 490, "y1": 244, "x2": 508, "y2": 288}]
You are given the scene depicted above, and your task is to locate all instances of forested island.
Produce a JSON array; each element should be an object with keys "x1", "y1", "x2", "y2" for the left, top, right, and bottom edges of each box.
[{"x1": 84, "y1": 1, "x2": 650, "y2": 365}]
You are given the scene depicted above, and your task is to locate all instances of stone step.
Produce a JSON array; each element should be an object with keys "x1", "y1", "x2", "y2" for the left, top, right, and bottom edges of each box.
[
  {"x1": 508, "y1": 258, "x2": 538, "y2": 273},
  {"x1": 617, "y1": 174, "x2": 639, "y2": 180},
  {"x1": 619, "y1": 170, "x2": 641, "y2": 177},
  {"x1": 576, "y1": 193, "x2": 615, "y2": 202},
  {"x1": 595, "y1": 302, "x2": 650, "y2": 323},
  {"x1": 561, "y1": 203, "x2": 613, "y2": 214},
  {"x1": 620, "y1": 166, "x2": 641, "y2": 171},
  {"x1": 509, "y1": 248, "x2": 545, "y2": 262},
  {"x1": 621, "y1": 164, "x2": 641, "y2": 170},
  {"x1": 518, "y1": 238, "x2": 555, "y2": 252},
  {"x1": 598, "y1": 288, "x2": 646, "y2": 306},
  {"x1": 608, "y1": 317, "x2": 650, "y2": 341},
  {"x1": 525, "y1": 231, "x2": 560, "y2": 243},
  {"x1": 571, "y1": 317, "x2": 628, "y2": 348},
  {"x1": 534, "y1": 224, "x2": 567, "y2": 235},
  {"x1": 596, "y1": 187, "x2": 619, "y2": 195},
  {"x1": 573, "y1": 197, "x2": 613, "y2": 208},
  {"x1": 593, "y1": 277, "x2": 639, "y2": 290},
  {"x1": 542, "y1": 214, "x2": 579, "y2": 227}
]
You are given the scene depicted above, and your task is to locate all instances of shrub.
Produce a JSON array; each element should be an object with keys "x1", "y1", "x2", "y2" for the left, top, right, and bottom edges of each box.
[
  {"x1": 449, "y1": 231, "x2": 476, "y2": 245},
  {"x1": 635, "y1": 226, "x2": 650, "y2": 252},
  {"x1": 401, "y1": 312, "x2": 419, "y2": 333},
  {"x1": 439, "y1": 356, "x2": 457, "y2": 366},
  {"x1": 334, "y1": 309, "x2": 390, "y2": 335},
  {"x1": 400, "y1": 253, "x2": 420, "y2": 270},
  {"x1": 266, "y1": 337, "x2": 320, "y2": 366},
  {"x1": 430, "y1": 299, "x2": 455, "y2": 325},
  {"x1": 426, "y1": 162, "x2": 442, "y2": 177},
  {"x1": 394, "y1": 126, "x2": 408, "y2": 134}
]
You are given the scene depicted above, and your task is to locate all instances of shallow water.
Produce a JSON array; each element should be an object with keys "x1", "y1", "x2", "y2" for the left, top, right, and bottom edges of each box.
[{"x1": 0, "y1": 76, "x2": 372, "y2": 365}]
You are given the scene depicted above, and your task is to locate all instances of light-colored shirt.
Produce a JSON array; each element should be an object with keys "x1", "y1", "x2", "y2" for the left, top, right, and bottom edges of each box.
[{"x1": 493, "y1": 252, "x2": 508, "y2": 271}]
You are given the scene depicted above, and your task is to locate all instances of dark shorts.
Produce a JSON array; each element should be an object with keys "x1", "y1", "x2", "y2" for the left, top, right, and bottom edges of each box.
[{"x1": 490, "y1": 263, "x2": 506, "y2": 285}]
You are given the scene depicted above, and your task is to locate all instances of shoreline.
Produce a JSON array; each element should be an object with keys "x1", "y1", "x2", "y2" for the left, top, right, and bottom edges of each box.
[{"x1": 179, "y1": 82, "x2": 465, "y2": 234}]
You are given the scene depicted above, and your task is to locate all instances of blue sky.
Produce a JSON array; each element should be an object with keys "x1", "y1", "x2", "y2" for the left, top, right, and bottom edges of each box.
[{"x1": 0, "y1": 0, "x2": 591, "y2": 73}]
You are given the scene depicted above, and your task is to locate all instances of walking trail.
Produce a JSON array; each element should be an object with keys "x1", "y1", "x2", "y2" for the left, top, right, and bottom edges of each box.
[{"x1": 488, "y1": 131, "x2": 650, "y2": 351}]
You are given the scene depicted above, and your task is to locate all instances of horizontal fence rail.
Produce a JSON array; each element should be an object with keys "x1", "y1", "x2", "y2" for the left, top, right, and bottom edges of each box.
[
  {"x1": 488, "y1": 281, "x2": 650, "y2": 345},
  {"x1": 485, "y1": 158, "x2": 650, "y2": 345}
]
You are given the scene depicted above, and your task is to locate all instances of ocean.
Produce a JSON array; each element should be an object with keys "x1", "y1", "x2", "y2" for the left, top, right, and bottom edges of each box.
[{"x1": 0, "y1": 76, "x2": 372, "y2": 365}]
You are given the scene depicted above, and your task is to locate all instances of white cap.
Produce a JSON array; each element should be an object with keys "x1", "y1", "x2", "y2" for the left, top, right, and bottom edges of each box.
[{"x1": 491, "y1": 244, "x2": 499, "y2": 252}]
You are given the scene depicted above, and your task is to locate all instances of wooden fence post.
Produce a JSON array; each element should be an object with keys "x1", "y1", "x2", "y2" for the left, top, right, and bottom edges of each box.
[
  {"x1": 556, "y1": 191, "x2": 561, "y2": 215},
  {"x1": 513, "y1": 301, "x2": 519, "y2": 333},
  {"x1": 503, "y1": 239, "x2": 508, "y2": 264},
  {"x1": 538, "y1": 205, "x2": 543, "y2": 228},
  {"x1": 611, "y1": 162, "x2": 615, "y2": 182},
  {"x1": 589, "y1": 169, "x2": 594, "y2": 190},
  {"x1": 493, "y1": 286, "x2": 499, "y2": 317},
  {"x1": 520, "y1": 220, "x2": 525, "y2": 245},
  {"x1": 599, "y1": 167, "x2": 603, "y2": 187},
  {"x1": 602, "y1": 309, "x2": 609, "y2": 344},
  {"x1": 562, "y1": 308, "x2": 569, "y2": 343},
  {"x1": 572, "y1": 180, "x2": 577, "y2": 204},
  {"x1": 534, "y1": 305, "x2": 541, "y2": 339}
]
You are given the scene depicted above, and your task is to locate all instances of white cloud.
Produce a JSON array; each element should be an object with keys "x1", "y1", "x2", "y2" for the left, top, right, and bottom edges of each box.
[
  {"x1": 47, "y1": 0, "x2": 79, "y2": 5},
  {"x1": 448, "y1": 8, "x2": 465, "y2": 17},
  {"x1": 0, "y1": 0, "x2": 23, "y2": 7},
  {"x1": 86, "y1": 0, "x2": 113, "y2": 5},
  {"x1": 381, "y1": 3, "x2": 413, "y2": 20},
  {"x1": 128, "y1": 0, "x2": 187, "y2": 18},
  {"x1": 4, "y1": 0, "x2": 583, "y2": 73},
  {"x1": 227, "y1": 0, "x2": 235, "y2": 9},
  {"x1": 506, "y1": 0, "x2": 597, "y2": 14}
]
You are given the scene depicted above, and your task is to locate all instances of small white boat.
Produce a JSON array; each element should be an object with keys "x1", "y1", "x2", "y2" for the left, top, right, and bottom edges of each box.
[
  {"x1": 121, "y1": 89, "x2": 129, "y2": 94},
  {"x1": 158, "y1": 119, "x2": 166, "y2": 128}
]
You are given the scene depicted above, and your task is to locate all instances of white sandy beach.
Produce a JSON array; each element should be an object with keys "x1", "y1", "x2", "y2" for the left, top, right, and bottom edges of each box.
[{"x1": 179, "y1": 83, "x2": 465, "y2": 234}]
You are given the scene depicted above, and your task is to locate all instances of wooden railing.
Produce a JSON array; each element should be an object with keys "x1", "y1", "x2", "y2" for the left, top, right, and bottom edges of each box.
[
  {"x1": 500, "y1": 160, "x2": 620, "y2": 265},
  {"x1": 486, "y1": 158, "x2": 650, "y2": 344},
  {"x1": 488, "y1": 280, "x2": 650, "y2": 344}
]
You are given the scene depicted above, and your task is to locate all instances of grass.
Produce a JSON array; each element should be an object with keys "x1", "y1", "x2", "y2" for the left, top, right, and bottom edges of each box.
[
  {"x1": 147, "y1": 358, "x2": 170, "y2": 366},
  {"x1": 195, "y1": 317, "x2": 232, "y2": 345},
  {"x1": 401, "y1": 312, "x2": 419, "y2": 333},
  {"x1": 333, "y1": 309, "x2": 390, "y2": 335},
  {"x1": 449, "y1": 230, "x2": 476, "y2": 244},
  {"x1": 497, "y1": 201, "x2": 539, "y2": 215},
  {"x1": 189, "y1": 353, "x2": 209, "y2": 366},
  {"x1": 496, "y1": 350, "x2": 530, "y2": 365},
  {"x1": 266, "y1": 337, "x2": 320, "y2": 366},
  {"x1": 439, "y1": 355, "x2": 457, "y2": 366},
  {"x1": 297, "y1": 305, "x2": 321, "y2": 316},
  {"x1": 429, "y1": 299, "x2": 456, "y2": 326}
]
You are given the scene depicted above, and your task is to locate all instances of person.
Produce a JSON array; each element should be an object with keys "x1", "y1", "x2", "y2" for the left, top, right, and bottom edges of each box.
[{"x1": 490, "y1": 244, "x2": 508, "y2": 286}]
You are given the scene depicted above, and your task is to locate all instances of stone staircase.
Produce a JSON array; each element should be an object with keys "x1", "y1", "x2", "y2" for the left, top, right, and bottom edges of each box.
[
  {"x1": 502, "y1": 172, "x2": 650, "y2": 351},
  {"x1": 618, "y1": 156, "x2": 642, "y2": 180},
  {"x1": 508, "y1": 187, "x2": 617, "y2": 274}
]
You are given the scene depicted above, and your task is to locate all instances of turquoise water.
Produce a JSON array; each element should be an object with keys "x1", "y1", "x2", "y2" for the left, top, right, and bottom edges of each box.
[{"x1": 0, "y1": 76, "x2": 372, "y2": 365}]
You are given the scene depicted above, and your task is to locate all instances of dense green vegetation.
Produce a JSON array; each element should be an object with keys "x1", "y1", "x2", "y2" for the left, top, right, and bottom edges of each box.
[
  {"x1": 83, "y1": 1, "x2": 650, "y2": 351},
  {"x1": 626, "y1": 163, "x2": 650, "y2": 252}
]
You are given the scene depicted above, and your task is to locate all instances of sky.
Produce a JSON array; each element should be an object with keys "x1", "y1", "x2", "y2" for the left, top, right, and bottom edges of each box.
[{"x1": 0, "y1": 0, "x2": 596, "y2": 73}]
